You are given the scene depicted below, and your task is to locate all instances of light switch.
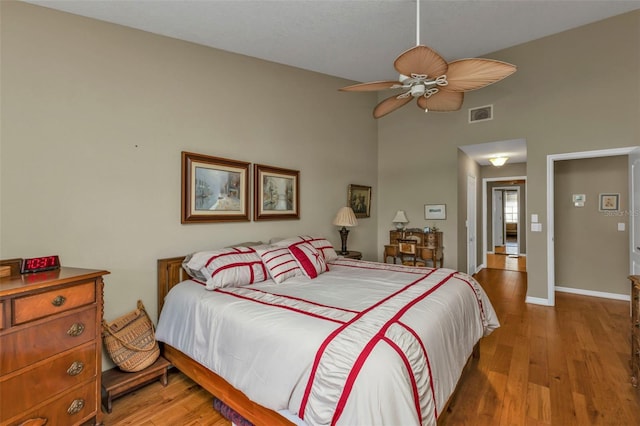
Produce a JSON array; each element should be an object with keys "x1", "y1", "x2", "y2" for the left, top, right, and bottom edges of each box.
[
  {"x1": 531, "y1": 223, "x2": 542, "y2": 232},
  {"x1": 618, "y1": 223, "x2": 626, "y2": 231},
  {"x1": 531, "y1": 214, "x2": 539, "y2": 223}
]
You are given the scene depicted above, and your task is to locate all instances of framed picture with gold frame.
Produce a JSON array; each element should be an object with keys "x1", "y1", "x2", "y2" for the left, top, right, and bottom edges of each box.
[
  {"x1": 181, "y1": 151, "x2": 250, "y2": 223},
  {"x1": 254, "y1": 164, "x2": 300, "y2": 221},
  {"x1": 348, "y1": 184, "x2": 371, "y2": 218}
]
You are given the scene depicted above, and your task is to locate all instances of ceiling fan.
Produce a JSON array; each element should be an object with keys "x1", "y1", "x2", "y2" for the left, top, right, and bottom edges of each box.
[{"x1": 340, "y1": 0, "x2": 517, "y2": 119}]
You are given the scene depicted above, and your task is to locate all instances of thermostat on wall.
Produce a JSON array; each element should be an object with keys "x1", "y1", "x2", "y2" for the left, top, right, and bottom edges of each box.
[{"x1": 572, "y1": 194, "x2": 586, "y2": 207}]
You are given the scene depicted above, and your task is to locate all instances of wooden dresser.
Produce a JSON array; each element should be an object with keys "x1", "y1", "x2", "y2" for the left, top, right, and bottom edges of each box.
[
  {"x1": 385, "y1": 230, "x2": 444, "y2": 267},
  {"x1": 631, "y1": 275, "x2": 640, "y2": 388},
  {"x1": 0, "y1": 267, "x2": 109, "y2": 425}
]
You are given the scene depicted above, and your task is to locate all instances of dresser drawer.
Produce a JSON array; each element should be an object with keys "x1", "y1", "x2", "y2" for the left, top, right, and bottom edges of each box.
[
  {"x1": 5, "y1": 381, "x2": 97, "y2": 426},
  {"x1": 13, "y1": 281, "x2": 95, "y2": 325},
  {"x1": 0, "y1": 300, "x2": 4, "y2": 330},
  {"x1": 0, "y1": 307, "x2": 96, "y2": 375},
  {"x1": 0, "y1": 342, "x2": 96, "y2": 421}
]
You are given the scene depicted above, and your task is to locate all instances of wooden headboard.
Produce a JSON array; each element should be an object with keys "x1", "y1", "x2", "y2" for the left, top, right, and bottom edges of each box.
[{"x1": 157, "y1": 256, "x2": 188, "y2": 318}]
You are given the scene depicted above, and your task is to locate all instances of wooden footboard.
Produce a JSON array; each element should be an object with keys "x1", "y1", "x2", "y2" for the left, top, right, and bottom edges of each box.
[
  {"x1": 157, "y1": 256, "x2": 293, "y2": 425},
  {"x1": 157, "y1": 255, "x2": 479, "y2": 425},
  {"x1": 163, "y1": 345, "x2": 293, "y2": 425}
]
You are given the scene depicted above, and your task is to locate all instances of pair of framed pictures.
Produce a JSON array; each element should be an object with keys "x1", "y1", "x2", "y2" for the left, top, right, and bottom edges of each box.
[{"x1": 181, "y1": 151, "x2": 299, "y2": 223}]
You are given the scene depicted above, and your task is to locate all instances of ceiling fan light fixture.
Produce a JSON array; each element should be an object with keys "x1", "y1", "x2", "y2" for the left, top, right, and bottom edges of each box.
[
  {"x1": 411, "y1": 84, "x2": 426, "y2": 97},
  {"x1": 489, "y1": 157, "x2": 508, "y2": 167},
  {"x1": 338, "y1": 0, "x2": 516, "y2": 119}
]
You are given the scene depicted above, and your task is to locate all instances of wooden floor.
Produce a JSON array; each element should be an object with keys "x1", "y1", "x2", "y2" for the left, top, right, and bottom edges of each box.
[
  {"x1": 104, "y1": 268, "x2": 639, "y2": 425},
  {"x1": 486, "y1": 252, "x2": 527, "y2": 272}
]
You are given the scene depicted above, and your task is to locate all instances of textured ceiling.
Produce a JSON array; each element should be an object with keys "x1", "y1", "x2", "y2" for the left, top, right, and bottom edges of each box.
[{"x1": 23, "y1": 0, "x2": 640, "y2": 83}]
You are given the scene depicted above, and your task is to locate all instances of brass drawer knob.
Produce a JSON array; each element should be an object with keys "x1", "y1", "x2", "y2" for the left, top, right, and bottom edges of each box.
[
  {"x1": 66, "y1": 361, "x2": 84, "y2": 376},
  {"x1": 67, "y1": 398, "x2": 85, "y2": 415},
  {"x1": 67, "y1": 323, "x2": 85, "y2": 337},
  {"x1": 52, "y1": 295, "x2": 66, "y2": 307}
]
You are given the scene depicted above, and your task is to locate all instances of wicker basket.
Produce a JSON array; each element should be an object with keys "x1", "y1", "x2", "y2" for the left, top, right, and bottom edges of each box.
[{"x1": 102, "y1": 300, "x2": 160, "y2": 372}]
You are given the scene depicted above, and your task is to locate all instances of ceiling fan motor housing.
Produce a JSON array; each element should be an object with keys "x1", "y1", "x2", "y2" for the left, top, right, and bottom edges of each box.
[{"x1": 410, "y1": 84, "x2": 426, "y2": 97}]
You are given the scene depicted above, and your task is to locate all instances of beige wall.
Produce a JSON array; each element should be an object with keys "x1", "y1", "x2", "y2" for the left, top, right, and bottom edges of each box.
[
  {"x1": 2, "y1": 3, "x2": 639, "y2": 372},
  {"x1": 378, "y1": 11, "x2": 639, "y2": 301},
  {"x1": 554, "y1": 156, "x2": 629, "y2": 295},
  {"x1": 0, "y1": 1, "x2": 378, "y2": 369}
]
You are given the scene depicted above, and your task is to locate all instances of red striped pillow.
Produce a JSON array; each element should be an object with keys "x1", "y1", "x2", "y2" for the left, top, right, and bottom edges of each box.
[
  {"x1": 273, "y1": 236, "x2": 338, "y2": 262},
  {"x1": 182, "y1": 247, "x2": 267, "y2": 289},
  {"x1": 255, "y1": 246, "x2": 303, "y2": 284},
  {"x1": 288, "y1": 242, "x2": 328, "y2": 279}
]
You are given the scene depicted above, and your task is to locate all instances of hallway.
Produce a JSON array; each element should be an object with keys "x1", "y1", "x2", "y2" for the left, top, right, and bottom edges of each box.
[{"x1": 486, "y1": 251, "x2": 526, "y2": 272}]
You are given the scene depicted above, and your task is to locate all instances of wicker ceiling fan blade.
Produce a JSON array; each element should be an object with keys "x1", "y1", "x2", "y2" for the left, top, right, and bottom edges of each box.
[
  {"x1": 339, "y1": 80, "x2": 403, "y2": 92},
  {"x1": 373, "y1": 94, "x2": 413, "y2": 118},
  {"x1": 445, "y1": 59, "x2": 517, "y2": 92},
  {"x1": 417, "y1": 90, "x2": 464, "y2": 112},
  {"x1": 394, "y1": 45, "x2": 448, "y2": 78}
]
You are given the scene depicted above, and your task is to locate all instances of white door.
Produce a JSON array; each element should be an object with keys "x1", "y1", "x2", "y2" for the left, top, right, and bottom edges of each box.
[
  {"x1": 493, "y1": 189, "x2": 504, "y2": 247},
  {"x1": 467, "y1": 175, "x2": 477, "y2": 274},
  {"x1": 631, "y1": 147, "x2": 640, "y2": 274}
]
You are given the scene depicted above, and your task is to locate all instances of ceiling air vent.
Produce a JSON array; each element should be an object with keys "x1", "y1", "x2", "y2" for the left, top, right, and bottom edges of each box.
[{"x1": 468, "y1": 104, "x2": 493, "y2": 123}]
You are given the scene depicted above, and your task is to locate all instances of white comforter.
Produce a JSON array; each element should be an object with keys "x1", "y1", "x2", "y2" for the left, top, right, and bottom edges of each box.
[{"x1": 156, "y1": 259, "x2": 499, "y2": 426}]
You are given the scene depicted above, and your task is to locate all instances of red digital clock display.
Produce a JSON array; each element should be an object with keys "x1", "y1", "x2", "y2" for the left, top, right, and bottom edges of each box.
[{"x1": 20, "y1": 255, "x2": 61, "y2": 274}]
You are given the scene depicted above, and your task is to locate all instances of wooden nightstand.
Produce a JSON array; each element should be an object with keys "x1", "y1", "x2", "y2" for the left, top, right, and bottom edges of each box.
[
  {"x1": 101, "y1": 355, "x2": 171, "y2": 413},
  {"x1": 337, "y1": 250, "x2": 362, "y2": 260}
]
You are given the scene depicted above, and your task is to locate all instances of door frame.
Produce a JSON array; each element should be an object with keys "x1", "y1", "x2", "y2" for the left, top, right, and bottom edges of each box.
[
  {"x1": 467, "y1": 175, "x2": 477, "y2": 274},
  {"x1": 492, "y1": 188, "x2": 504, "y2": 248},
  {"x1": 630, "y1": 147, "x2": 640, "y2": 275},
  {"x1": 545, "y1": 146, "x2": 638, "y2": 307},
  {"x1": 482, "y1": 176, "x2": 526, "y2": 269}
]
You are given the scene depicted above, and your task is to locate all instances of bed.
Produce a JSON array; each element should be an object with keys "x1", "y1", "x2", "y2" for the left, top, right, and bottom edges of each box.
[{"x1": 155, "y1": 238, "x2": 499, "y2": 426}]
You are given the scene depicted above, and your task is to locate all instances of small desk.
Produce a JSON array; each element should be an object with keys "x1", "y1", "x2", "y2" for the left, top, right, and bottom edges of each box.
[
  {"x1": 384, "y1": 245, "x2": 399, "y2": 263},
  {"x1": 384, "y1": 244, "x2": 443, "y2": 268}
]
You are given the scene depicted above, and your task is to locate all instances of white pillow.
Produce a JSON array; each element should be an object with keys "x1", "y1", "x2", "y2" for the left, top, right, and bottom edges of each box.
[
  {"x1": 288, "y1": 242, "x2": 328, "y2": 279},
  {"x1": 182, "y1": 247, "x2": 267, "y2": 289},
  {"x1": 255, "y1": 246, "x2": 303, "y2": 284}
]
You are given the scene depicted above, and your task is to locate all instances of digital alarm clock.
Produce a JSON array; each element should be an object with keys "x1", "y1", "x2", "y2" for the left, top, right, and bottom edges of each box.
[{"x1": 20, "y1": 255, "x2": 61, "y2": 274}]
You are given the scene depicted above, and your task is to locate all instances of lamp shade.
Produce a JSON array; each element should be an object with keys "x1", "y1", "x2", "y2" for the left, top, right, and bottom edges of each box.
[
  {"x1": 333, "y1": 207, "x2": 358, "y2": 227},
  {"x1": 392, "y1": 210, "x2": 409, "y2": 224},
  {"x1": 489, "y1": 157, "x2": 508, "y2": 167}
]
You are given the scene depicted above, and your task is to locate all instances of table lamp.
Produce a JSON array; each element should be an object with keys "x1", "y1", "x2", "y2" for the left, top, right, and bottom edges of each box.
[
  {"x1": 392, "y1": 210, "x2": 409, "y2": 231},
  {"x1": 333, "y1": 207, "x2": 358, "y2": 254}
]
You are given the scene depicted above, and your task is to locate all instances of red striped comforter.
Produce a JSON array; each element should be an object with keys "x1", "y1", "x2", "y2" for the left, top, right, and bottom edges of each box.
[{"x1": 156, "y1": 258, "x2": 499, "y2": 426}]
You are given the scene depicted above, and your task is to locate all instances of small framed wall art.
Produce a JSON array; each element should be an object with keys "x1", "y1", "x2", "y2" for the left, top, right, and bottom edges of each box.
[
  {"x1": 348, "y1": 184, "x2": 371, "y2": 218},
  {"x1": 181, "y1": 151, "x2": 250, "y2": 223},
  {"x1": 599, "y1": 193, "x2": 619, "y2": 211},
  {"x1": 425, "y1": 204, "x2": 446, "y2": 220},
  {"x1": 254, "y1": 164, "x2": 300, "y2": 221}
]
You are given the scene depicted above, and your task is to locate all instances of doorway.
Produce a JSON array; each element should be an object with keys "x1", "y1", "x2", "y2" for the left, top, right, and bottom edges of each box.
[
  {"x1": 492, "y1": 188, "x2": 520, "y2": 255},
  {"x1": 546, "y1": 146, "x2": 638, "y2": 306},
  {"x1": 482, "y1": 177, "x2": 527, "y2": 272}
]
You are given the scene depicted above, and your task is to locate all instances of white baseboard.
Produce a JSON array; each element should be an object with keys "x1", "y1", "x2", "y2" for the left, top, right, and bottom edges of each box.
[
  {"x1": 555, "y1": 286, "x2": 630, "y2": 301},
  {"x1": 525, "y1": 296, "x2": 553, "y2": 306}
]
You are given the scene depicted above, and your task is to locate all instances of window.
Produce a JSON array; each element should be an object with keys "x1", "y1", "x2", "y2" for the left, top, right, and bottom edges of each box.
[{"x1": 504, "y1": 191, "x2": 518, "y2": 223}]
